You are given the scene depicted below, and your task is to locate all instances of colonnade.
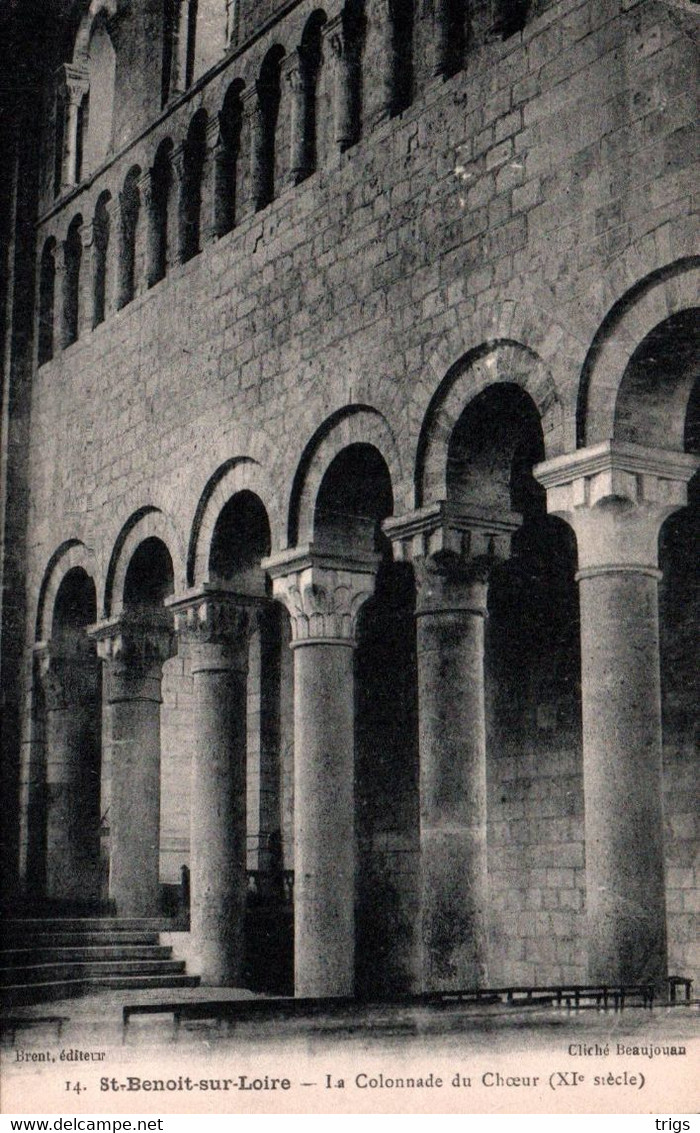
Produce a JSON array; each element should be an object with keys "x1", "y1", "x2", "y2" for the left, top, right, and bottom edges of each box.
[{"x1": 32, "y1": 442, "x2": 696, "y2": 995}]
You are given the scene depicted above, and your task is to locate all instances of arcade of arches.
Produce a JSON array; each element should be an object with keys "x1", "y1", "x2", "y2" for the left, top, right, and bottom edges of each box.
[{"x1": 23, "y1": 310, "x2": 699, "y2": 1000}]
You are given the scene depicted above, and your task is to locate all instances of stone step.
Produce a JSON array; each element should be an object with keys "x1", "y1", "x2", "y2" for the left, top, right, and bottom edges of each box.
[
  {"x1": 4, "y1": 918, "x2": 172, "y2": 933},
  {"x1": 0, "y1": 974, "x2": 200, "y2": 1008},
  {"x1": 0, "y1": 931, "x2": 162, "y2": 948},
  {"x1": 0, "y1": 946, "x2": 173, "y2": 965},
  {"x1": 0, "y1": 960, "x2": 186, "y2": 986}
]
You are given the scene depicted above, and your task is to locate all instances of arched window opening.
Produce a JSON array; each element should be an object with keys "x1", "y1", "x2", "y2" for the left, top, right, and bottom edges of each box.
[
  {"x1": 92, "y1": 192, "x2": 111, "y2": 327},
  {"x1": 43, "y1": 566, "x2": 102, "y2": 905},
  {"x1": 257, "y1": 47, "x2": 284, "y2": 211},
  {"x1": 62, "y1": 216, "x2": 83, "y2": 348},
  {"x1": 123, "y1": 537, "x2": 175, "y2": 610},
  {"x1": 181, "y1": 111, "x2": 207, "y2": 263},
  {"x1": 75, "y1": 89, "x2": 89, "y2": 183},
  {"x1": 208, "y1": 491, "x2": 271, "y2": 587},
  {"x1": 117, "y1": 169, "x2": 140, "y2": 309},
  {"x1": 434, "y1": 0, "x2": 467, "y2": 78},
  {"x1": 340, "y1": 0, "x2": 365, "y2": 148},
  {"x1": 185, "y1": 0, "x2": 199, "y2": 87},
  {"x1": 38, "y1": 239, "x2": 56, "y2": 365},
  {"x1": 54, "y1": 90, "x2": 66, "y2": 197},
  {"x1": 298, "y1": 12, "x2": 327, "y2": 181},
  {"x1": 162, "y1": 0, "x2": 198, "y2": 102},
  {"x1": 161, "y1": 0, "x2": 176, "y2": 105},
  {"x1": 389, "y1": 0, "x2": 414, "y2": 116},
  {"x1": 150, "y1": 140, "x2": 173, "y2": 285},
  {"x1": 489, "y1": 0, "x2": 530, "y2": 40},
  {"x1": 217, "y1": 81, "x2": 244, "y2": 236},
  {"x1": 314, "y1": 443, "x2": 393, "y2": 555}
]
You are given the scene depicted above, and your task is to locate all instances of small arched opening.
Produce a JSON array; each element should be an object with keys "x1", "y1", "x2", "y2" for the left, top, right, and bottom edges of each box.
[
  {"x1": 312, "y1": 443, "x2": 419, "y2": 997},
  {"x1": 39, "y1": 566, "x2": 102, "y2": 908},
  {"x1": 62, "y1": 215, "x2": 83, "y2": 347},
  {"x1": 38, "y1": 238, "x2": 57, "y2": 365},
  {"x1": 256, "y1": 46, "x2": 285, "y2": 210}
]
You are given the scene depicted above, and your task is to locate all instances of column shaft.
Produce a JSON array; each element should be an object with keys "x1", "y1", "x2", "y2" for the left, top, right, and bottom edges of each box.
[
  {"x1": 579, "y1": 569, "x2": 667, "y2": 985},
  {"x1": 293, "y1": 642, "x2": 356, "y2": 997},
  {"x1": 44, "y1": 682, "x2": 100, "y2": 902},
  {"x1": 417, "y1": 600, "x2": 488, "y2": 989},
  {"x1": 107, "y1": 684, "x2": 162, "y2": 917},
  {"x1": 190, "y1": 657, "x2": 247, "y2": 984}
]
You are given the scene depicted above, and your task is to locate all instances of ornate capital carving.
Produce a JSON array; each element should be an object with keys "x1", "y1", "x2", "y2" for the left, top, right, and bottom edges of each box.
[
  {"x1": 534, "y1": 442, "x2": 698, "y2": 576},
  {"x1": 205, "y1": 116, "x2": 225, "y2": 153},
  {"x1": 384, "y1": 502, "x2": 521, "y2": 616},
  {"x1": 241, "y1": 84, "x2": 263, "y2": 125},
  {"x1": 34, "y1": 641, "x2": 98, "y2": 711},
  {"x1": 263, "y1": 547, "x2": 379, "y2": 645},
  {"x1": 166, "y1": 586, "x2": 260, "y2": 673},
  {"x1": 88, "y1": 612, "x2": 175, "y2": 701},
  {"x1": 170, "y1": 143, "x2": 187, "y2": 182},
  {"x1": 58, "y1": 63, "x2": 90, "y2": 106},
  {"x1": 80, "y1": 221, "x2": 95, "y2": 249},
  {"x1": 323, "y1": 13, "x2": 346, "y2": 59},
  {"x1": 137, "y1": 169, "x2": 154, "y2": 207},
  {"x1": 282, "y1": 50, "x2": 306, "y2": 94}
]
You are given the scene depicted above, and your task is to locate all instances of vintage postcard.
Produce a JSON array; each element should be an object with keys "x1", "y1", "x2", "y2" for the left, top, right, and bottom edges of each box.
[{"x1": 0, "y1": 0, "x2": 697, "y2": 1117}]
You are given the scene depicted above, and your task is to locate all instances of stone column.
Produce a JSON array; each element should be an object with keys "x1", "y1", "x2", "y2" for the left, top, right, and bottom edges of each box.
[
  {"x1": 89, "y1": 613, "x2": 174, "y2": 917},
  {"x1": 241, "y1": 86, "x2": 265, "y2": 217},
  {"x1": 137, "y1": 170, "x2": 157, "y2": 291},
  {"x1": 61, "y1": 66, "x2": 89, "y2": 189},
  {"x1": 368, "y1": 0, "x2": 395, "y2": 126},
  {"x1": 170, "y1": 143, "x2": 188, "y2": 266},
  {"x1": 53, "y1": 241, "x2": 68, "y2": 351},
  {"x1": 79, "y1": 220, "x2": 96, "y2": 335},
  {"x1": 203, "y1": 118, "x2": 230, "y2": 242},
  {"x1": 324, "y1": 15, "x2": 358, "y2": 152},
  {"x1": 385, "y1": 503, "x2": 520, "y2": 990},
  {"x1": 35, "y1": 643, "x2": 101, "y2": 903},
  {"x1": 283, "y1": 51, "x2": 308, "y2": 186},
  {"x1": 264, "y1": 546, "x2": 379, "y2": 997},
  {"x1": 168, "y1": 588, "x2": 258, "y2": 985},
  {"x1": 106, "y1": 196, "x2": 127, "y2": 314},
  {"x1": 535, "y1": 441, "x2": 698, "y2": 987}
]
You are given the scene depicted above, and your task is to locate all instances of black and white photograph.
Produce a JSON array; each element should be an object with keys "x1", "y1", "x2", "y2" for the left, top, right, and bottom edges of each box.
[{"x1": 0, "y1": 0, "x2": 697, "y2": 1118}]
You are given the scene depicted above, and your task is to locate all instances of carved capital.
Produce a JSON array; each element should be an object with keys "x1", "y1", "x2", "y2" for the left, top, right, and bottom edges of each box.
[
  {"x1": 282, "y1": 50, "x2": 306, "y2": 94},
  {"x1": 205, "y1": 116, "x2": 225, "y2": 153},
  {"x1": 263, "y1": 546, "x2": 379, "y2": 645},
  {"x1": 167, "y1": 586, "x2": 260, "y2": 673},
  {"x1": 137, "y1": 169, "x2": 154, "y2": 207},
  {"x1": 88, "y1": 611, "x2": 175, "y2": 701},
  {"x1": 58, "y1": 63, "x2": 90, "y2": 106},
  {"x1": 534, "y1": 442, "x2": 699, "y2": 576},
  {"x1": 384, "y1": 502, "x2": 521, "y2": 617},
  {"x1": 80, "y1": 221, "x2": 95, "y2": 249},
  {"x1": 170, "y1": 143, "x2": 187, "y2": 183},
  {"x1": 323, "y1": 13, "x2": 346, "y2": 59},
  {"x1": 241, "y1": 84, "x2": 263, "y2": 125}
]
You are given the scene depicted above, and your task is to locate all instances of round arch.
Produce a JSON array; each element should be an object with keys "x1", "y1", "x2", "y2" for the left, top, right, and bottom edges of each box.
[
  {"x1": 578, "y1": 258, "x2": 700, "y2": 448},
  {"x1": 188, "y1": 458, "x2": 279, "y2": 586},
  {"x1": 104, "y1": 507, "x2": 186, "y2": 617},
  {"x1": 72, "y1": 0, "x2": 117, "y2": 64},
  {"x1": 287, "y1": 406, "x2": 403, "y2": 547},
  {"x1": 416, "y1": 340, "x2": 562, "y2": 507},
  {"x1": 35, "y1": 540, "x2": 99, "y2": 642}
]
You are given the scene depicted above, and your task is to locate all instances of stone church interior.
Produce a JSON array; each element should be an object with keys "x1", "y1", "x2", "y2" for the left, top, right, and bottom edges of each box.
[{"x1": 0, "y1": 0, "x2": 697, "y2": 1012}]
